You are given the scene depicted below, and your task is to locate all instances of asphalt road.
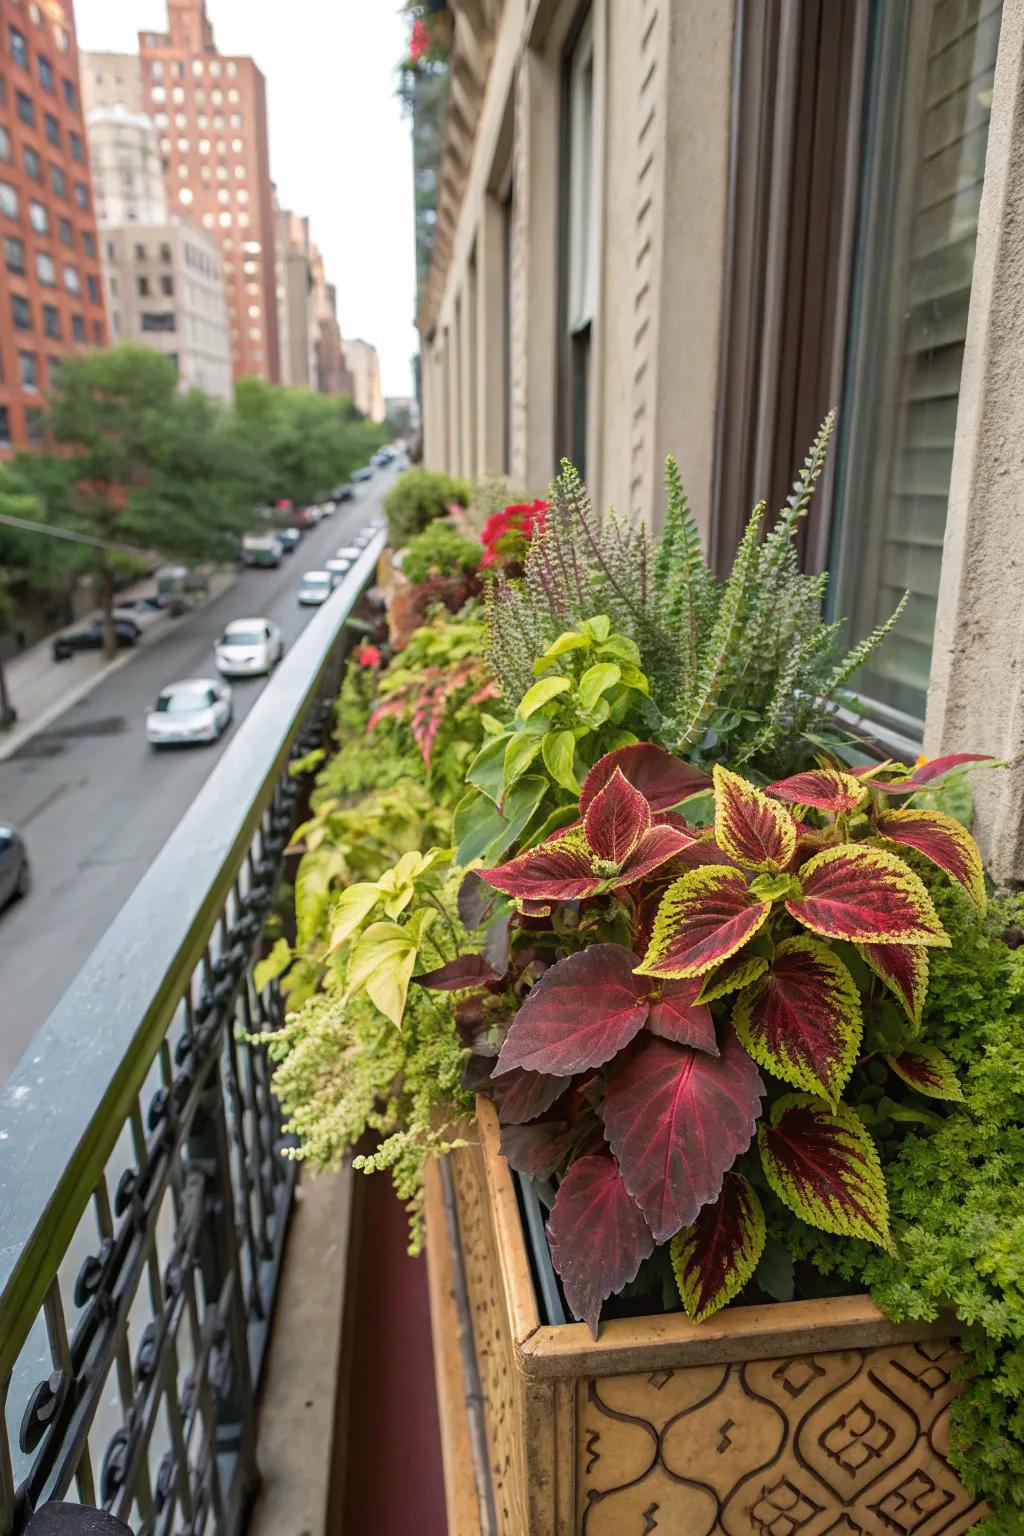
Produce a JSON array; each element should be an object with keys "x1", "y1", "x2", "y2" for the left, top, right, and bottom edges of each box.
[{"x1": 0, "y1": 470, "x2": 395, "y2": 1078}]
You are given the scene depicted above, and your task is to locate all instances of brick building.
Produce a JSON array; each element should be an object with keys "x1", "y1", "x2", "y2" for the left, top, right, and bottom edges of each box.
[
  {"x1": 138, "y1": 0, "x2": 279, "y2": 383},
  {"x1": 0, "y1": 0, "x2": 107, "y2": 453}
]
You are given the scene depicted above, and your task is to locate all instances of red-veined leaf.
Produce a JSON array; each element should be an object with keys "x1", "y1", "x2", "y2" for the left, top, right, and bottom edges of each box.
[
  {"x1": 766, "y1": 768, "x2": 866, "y2": 815},
  {"x1": 646, "y1": 980, "x2": 718, "y2": 1053},
  {"x1": 603, "y1": 1032, "x2": 764, "y2": 1243},
  {"x1": 787, "y1": 844, "x2": 948, "y2": 946},
  {"x1": 713, "y1": 765, "x2": 797, "y2": 873},
  {"x1": 614, "y1": 823, "x2": 694, "y2": 886},
  {"x1": 873, "y1": 808, "x2": 986, "y2": 909},
  {"x1": 664, "y1": 831, "x2": 739, "y2": 872},
  {"x1": 499, "y1": 1118, "x2": 577, "y2": 1177},
  {"x1": 872, "y1": 752, "x2": 996, "y2": 792},
  {"x1": 637, "y1": 867, "x2": 771, "y2": 980},
  {"x1": 885, "y1": 1045, "x2": 964, "y2": 1101},
  {"x1": 479, "y1": 834, "x2": 598, "y2": 901},
  {"x1": 583, "y1": 768, "x2": 651, "y2": 864},
  {"x1": 758, "y1": 1094, "x2": 891, "y2": 1246},
  {"x1": 579, "y1": 744, "x2": 710, "y2": 814},
  {"x1": 732, "y1": 937, "x2": 862, "y2": 1104},
  {"x1": 492, "y1": 1065, "x2": 568, "y2": 1124},
  {"x1": 859, "y1": 943, "x2": 929, "y2": 1026},
  {"x1": 494, "y1": 945, "x2": 649, "y2": 1076},
  {"x1": 413, "y1": 954, "x2": 504, "y2": 990},
  {"x1": 546, "y1": 1153, "x2": 655, "y2": 1337},
  {"x1": 670, "y1": 1172, "x2": 766, "y2": 1323}
]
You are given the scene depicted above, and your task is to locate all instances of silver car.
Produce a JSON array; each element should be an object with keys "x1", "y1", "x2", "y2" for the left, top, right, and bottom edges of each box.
[
  {"x1": 215, "y1": 618, "x2": 284, "y2": 678},
  {"x1": 0, "y1": 823, "x2": 29, "y2": 910},
  {"x1": 146, "y1": 679, "x2": 233, "y2": 747},
  {"x1": 298, "y1": 570, "x2": 333, "y2": 606}
]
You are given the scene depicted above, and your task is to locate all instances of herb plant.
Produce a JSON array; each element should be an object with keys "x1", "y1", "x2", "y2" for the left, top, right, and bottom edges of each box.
[{"x1": 401, "y1": 522, "x2": 482, "y2": 585}]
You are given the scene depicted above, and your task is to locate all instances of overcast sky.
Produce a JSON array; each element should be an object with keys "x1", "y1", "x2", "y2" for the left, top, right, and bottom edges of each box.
[{"x1": 72, "y1": 0, "x2": 418, "y2": 397}]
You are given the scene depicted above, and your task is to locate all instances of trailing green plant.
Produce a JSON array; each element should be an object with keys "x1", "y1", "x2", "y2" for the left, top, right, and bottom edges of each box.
[
  {"x1": 383, "y1": 466, "x2": 471, "y2": 546},
  {"x1": 401, "y1": 522, "x2": 482, "y2": 585}
]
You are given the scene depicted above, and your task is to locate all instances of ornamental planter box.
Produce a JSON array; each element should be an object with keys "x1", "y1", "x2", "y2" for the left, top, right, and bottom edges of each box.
[{"x1": 424, "y1": 1098, "x2": 986, "y2": 1536}]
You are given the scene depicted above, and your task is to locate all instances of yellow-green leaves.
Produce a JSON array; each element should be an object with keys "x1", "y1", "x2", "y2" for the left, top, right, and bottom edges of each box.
[
  {"x1": 517, "y1": 674, "x2": 572, "y2": 719},
  {"x1": 541, "y1": 728, "x2": 580, "y2": 794},
  {"x1": 345, "y1": 909, "x2": 437, "y2": 1028},
  {"x1": 328, "y1": 848, "x2": 450, "y2": 953},
  {"x1": 254, "y1": 937, "x2": 293, "y2": 993}
]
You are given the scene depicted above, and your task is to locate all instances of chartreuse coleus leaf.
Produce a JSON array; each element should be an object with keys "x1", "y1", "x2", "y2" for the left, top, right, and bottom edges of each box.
[
  {"x1": 546, "y1": 1153, "x2": 654, "y2": 1338},
  {"x1": 713, "y1": 765, "x2": 797, "y2": 872},
  {"x1": 733, "y1": 936, "x2": 862, "y2": 1105},
  {"x1": 885, "y1": 1044, "x2": 964, "y2": 1101},
  {"x1": 344, "y1": 912, "x2": 434, "y2": 1029},
  {"x1": 758, "y1": 1094, "x2": 891, "y2": 1248},
  {"x1": 541, "y1": 728, "x2": 580, "y2": 794},
  {"x1": 695, "y1": 954, "x2": 770, "y2": 1004},
  {"x1": 859, "y1": 943, "x2": 928, "y2": 1027},
  {"x1": 785, "y1": 844, "x2": 949, "y2": 947},
  {"x1": 253, "y1": 937, "x2": 292, "y2": 993},
  {"x1": 766, "y1": 767, "x2": 866, "y2": 815},
  {"x1": 872, "y1": 807, "x2": 986, "y2": 910},
  {"x1": 670, "y1": 1172, "x2": 766, "y2": 1323},
  {"x1": 637, "y1": 867, "x2": 772, "y2": 980},
  {"x1": 517, "y1": 673, "x2": 572, "y2": 719}
]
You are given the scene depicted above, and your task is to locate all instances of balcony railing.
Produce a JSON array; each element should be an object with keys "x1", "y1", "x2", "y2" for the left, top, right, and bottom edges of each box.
[{"x1": 0, "y1": 533, "x2": 385, "y2": 1536}]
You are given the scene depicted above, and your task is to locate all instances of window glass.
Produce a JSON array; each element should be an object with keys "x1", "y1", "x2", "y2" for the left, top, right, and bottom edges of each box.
[
  {"x1": 69, "y1": 131, "x2": 83, "y2": 163},
  {"x1": 829, "y1": 0, "x2": 1003, "y2": 734},
  {"x1": 42, "y1": 302, "x2": 59, "y2": 338},
  {"x1": 29, "y1": 200, "x2": 48, "y2": 233},
  {"x1": 9, "y1": 27, "x2": 28, "y2": 69},
  {"x1": 62, "y1": 76, "x2": 76, "y2": 108},
  {"x1": 58, "y1": 216, "x2": 73, "y2": 246},
  {"x1": 63, "y1": 262, "x2": 80, "y2": 293},
  {"x1": 38, "y1": 53, "x2": 53, "y2": 91},
  {"x1": 50, "y1": 163, "x2": 65, "y2": 197},
  {"x1": 0, "y1": 124, "x2": 9, "y2": 162},
  {"x1": 44, "y1": 111, "x2": 59, "y2": 145},
  {"x1": 23, "y1": 145, "x2": 41, "y2": 180},
  {"x1": 71, "y1": 314, "x2": 84, "y2": 341},
  {"x1": 4, "y1": 232, "x2": 25, "y2": 270},
  {"x1": 0, "y1": 181, "x2": 17, "y2": 219},
  {"x1": 11, "y1": 294, "x2": 31, "y2": 330},
  {"x1": 36, "y1": 250, "x2": 55, "y2": 284},
  {"x1": 19, "y1": 351, "x2": 39, "y2": 389},
  {"x1": 74, "y1": 182, "x2": 88, "y2": 210},
  {"x1": 16, "y1": 90, "x2": 35, "y2": 126}
]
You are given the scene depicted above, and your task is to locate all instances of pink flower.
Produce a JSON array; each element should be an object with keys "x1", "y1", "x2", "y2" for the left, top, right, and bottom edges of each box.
[{"x1": 357, "y1": 644, "x2": 382, "y2": 668}]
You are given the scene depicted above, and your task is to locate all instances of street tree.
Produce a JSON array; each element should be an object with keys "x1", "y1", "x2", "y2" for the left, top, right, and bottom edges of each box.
[
  {"x1": 232, "y1": 379, "x2": 387, "y2": 506},
  {"x1": 0, "y1": 466, "x2": 82, "y2": 726}
]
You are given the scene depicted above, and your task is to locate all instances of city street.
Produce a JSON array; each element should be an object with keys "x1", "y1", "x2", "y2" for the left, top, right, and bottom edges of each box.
[{"x1": 0, "y1": 472, "x2": 393, "y2": 1078}]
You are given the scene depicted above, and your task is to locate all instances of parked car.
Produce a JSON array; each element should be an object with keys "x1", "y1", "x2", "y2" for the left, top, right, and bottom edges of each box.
[
  {"x1": 324, "y1": 558, "x2": 351, "y2": 588},
  {"x1": 371, "y1": 448, "x2": 395, "y2": 468},
  {"x1": 53, "y1": 616, "x2": 141, "y2": 661},
  {"x1": 289, "y1": 505, "x2": 315, "y2": 529},
  {"x1": 351, "y1": 466, "x2": 373, "y2": 483},
  {"x1": 146, "y1": 679, "x2": 233, "y2": 747},
  {"x1": 0, "y1": 823, "x2": 29, "y2": 910},
  {"x1": 115, "y1": 595, "x2": 162, "y2": 615},
  {"x1": 319, "y1": 499, "x2": 337, "y2": 516},
  {"x1": 331, "y1": 483, "x2": 355, "y2": 503},
  {"x1": 274, "y1": 527, "x2": 301, "y2": 553},
  {"x1": 215, "y1": 618, "x2": 284, "y2": 678},
  {"x1": 241, "y1": 533, "x2": 282, "y2": 568},
  {"x1": 298, "y1": 570, "x2": 334, "y2": 606},
  {"x1": 335, "y1": 544, "x2": 362, "y2": 563}
]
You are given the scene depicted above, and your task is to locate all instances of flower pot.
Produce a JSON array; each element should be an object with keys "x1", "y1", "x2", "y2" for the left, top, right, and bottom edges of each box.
[{"x1": 424, "y1": 1097, "x2": 986, "y2": 1535}]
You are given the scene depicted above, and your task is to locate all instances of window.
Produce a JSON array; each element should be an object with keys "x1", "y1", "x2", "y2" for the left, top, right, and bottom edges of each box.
[
  {"x1": 19, "y1": 351, "x2": 38, "y2": 389},
  {"x1": 42, "y1": 302, "x2": 59, "y2": 338},
  {"x1": 49, "y1": 163, "x2": 65, "y2": 197},
  {"x1": 23, "y1": 145, "x2": 41, "y2": 180},
  {"x1": 9, "y1": 27, "x2": 28, "y2": 69},
  {"x1": 198, "y1": 137, "x2": 210, "y2": 154},
  {"x1": 74, "y1": 182, "x2": 87, "y2": 210},
  {"x1": 558, "y1": 11, "x2": 597, "y2": 479},
  {"x1": 231, "y1": 138, "x2": 242, "y2": 152},
  {"x1": 0, "y1": 125, "x2": 10, "y2": 163},
  {"x1": 86, "y1": 273, "x2": 99, "y2": 303},
  {"x1": 71, "y1": 313, "x2": 84, "y2": 341},
  {"x1": 134, "y1": 241, "x2": 146, "y2": 261},
  {"x1": 176, "y1": 137, "x2": 189, "y2": 152},
  {"x1": 35, "y1": 250, "x2": 55, "y2": 284},
  {"x1": 37, "y1": 53, "x2": 53, "y2": 91},
  {"x1": 25, "y1": 407, "x2": 44, "y2": 444},
  {"x1": 110, "y1": 274, "x2": 119, "y2": 297},
  {"x1": 61, "y1": 76, "x2": 76, "y2": 108},
  {"x1": 69, "y1": 130, "x2": 83, "y2": 163},
  {"x1": 58, "y1": 216, "x2": 72, "y2": 246},
  {"x1": 237, "y1": 211, "x2": 250, "y2": 228},
  {"x1": 4, "y1": 233, "x2": 24, "y2": 270},
  {"x1": 172, "y1": 86, "x2": 184, "y2": 104},
  {"x1": 179, "y1": 187, "x2": 193, "y2": 205},
  {"x1": 218, "y1": 211, "x2": 231, "y2": 228},
  {"x1": 82, "y1": 230, "x2": 95, "y2": 257},
  {"x1": 151, "y1": 59, "x2": 164, "y2": 78},
  {"x1": 29, "y1": 200, "x2": 48, "y2": 233},
  {"x1": 154, "y1": 112, "x2": 168, "y2": 127},
  {"x1": 160, "y1": 274, "x2": 173, "y2": 296},
  {"x1": 62, "y1": 262, "x2": 80, "y2": 293},
  {"x1": 230, "y1": 113, "x2": 242, "y2": 129},
  {"x1": 0, "y1": 181, "x2": 17, "y2": 219},
  {"x1": 44, "y1": 110, "x2": 59, "y2": 145},
  {"x1": 0, "y1": 407, "x2": 10, "y2": 447},
  {"x1": 192, "y1": 58, "x2": 203, "y2": 75},
  {"x1": 137, "y1": 275, "x2": 150, "y2": 296},
  {"x1": 172, "y1": 60, "x2": 183, "y2": 78},
  {"x1": 16, "y1": 90, "x2": 34, "y2": 126},
  {"x1": 141, "y1": 312, "x2": 176, "y2": 332},
  {"x1": 11, "y1": 294, "x2": 31, "y2": 330},
  {"x1": 151, "y1": 84, "x2": 166, "y2": 103},
  {"x1": 175, "y1": 111, "x2": 187, "y2": 127},
  {"x1": 828, "y1": 0, "x2": 1003, "y2": 735}
]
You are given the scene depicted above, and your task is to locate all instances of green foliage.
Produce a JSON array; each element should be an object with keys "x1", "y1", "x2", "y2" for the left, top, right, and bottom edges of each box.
[
  {"x1": 231, "y1": 376, "x2": 386, "y2": 505},
  {"x1": 401, "y1": 522, "x2": 481, "y2": 585},
  {"x1": 384, "y1": 467, "x2": 472, "y2": 546}
]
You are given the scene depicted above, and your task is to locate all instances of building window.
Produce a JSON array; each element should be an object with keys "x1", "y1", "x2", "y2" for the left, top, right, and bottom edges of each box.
[
  {"x1": 192, "y1": 58, "x2": 204, "y2": 75},
  {"x1": 160, "y1": 274, "x2": 173, "y2": 296},
  {"x1": 16, "y1": 90, "x2": 35, "y2": 127},
  {"x1": 110, "y1": 274, "x2": 119, "y2": 297},
  {"x1": 134, "y1": 241, "x2": 147, "y2": 261},
  {"x1": 198, "y1": 138, "x2": 210, "y2": 154},
  {"x1": 69, "y1": 130, "x2": 83, "y2": 163},
  {"x1": 141, "y1": 312, "x2": 176, "y2": 332},
  {"x1": 71, "y1": 313, "x2": 84, "y2": 341},
  {"x1": 36, "y1": 250, "x2": 55, "y2": 284},
  {"x1": 230, "y1": 113, "x2": 242, "y2": 129},
  {"x1": 49, "y1": 163, "x2": 65, "y2": 197},
  {"x1": 179, "y1": 187, "x2": 193, "y2": 205},
  {"x1": 37, "y1": 53, "x2": 53, "y2": 91},
  {"x1": 23, "y1": 145, "x2": 41, "y2": 181},
  {"x1": 63, "y1": 262, "x2": 80, "y2": 293},
  {"x1": 58, "y1": 216, "x2": 72, "y2": 246},
  {"x1": 151, "y1": 84, "x2": 166, "y2": 103},
  {"x1": 11, "y1": 294, "x2": 31, "y2": 330},
  {"x1": 19, "y1": 351, "x2": 39, "y2": 390},
  {"x1": 155, "y1": 112, "x2": 169, "y2": 127},
  {"x1": 137, "y1": 274, "x2": 150, "y2": 296},
  {"x1": 194, "y1": 86, "x2": 205, "y2": 104},
  {"x1": 42, "y1": 302, "x2": 59, "y2": 338},
  {"x1": 231, "y1": 137, "x2": 243, "y2": 152},
  {"x1": 172, "y1": 60, "x2": 184, "y2": 78},
  {"x1": 172, "y1": 85, "x2": 184, "y2": 104},
  {"x1": 0, "y1": 124, "x2": 9, "y2": 163},
  {"x1": 828, "y1": 0, "x2": 1003, "y2": 735},
  {"x1": 43, "y1": 109, "x2": 59, "y2": 146},
  {"x1": 175, "y1": 111, "x2": 187, "y2": 127},
  {"x1": 29, "y1": 199, "x2": 48, "y2": 234},
  {"x1": 74, "y1": 182, "x2": 87, "y2": 210},
  {"x1": 559, "y1": 10, "x2": 597, "y2": 479},
  {"x1": 219, "y1": 211, "x2": 231, "y2": 227},
  {"x1": 9, "y1": 27, "x2": 28, "y2": 69},
  {"x1": 237, "y1": 211, "x2": 250, "y2": 228},
  {"x1": 82, "y1": 230, "x2": 95, "y2": 257},
  {"x1": 0, "y1": 181, "x2": 17, "y2": 219},
  {"x1": 176, "y1": 137, "x2": 189, "y2": 152},
  {"x1": 61, "y1": 76, "x2": 76, "y2": 109},
  {"x1": 4, "y1": 233, "x2": 25, "y2": 270},
  {"x1": 0, "y1": 407, "x2": 10, "y2": 447},
  {"x1": 25, "y1": 407, "x2": 44, "y2": 444},
  {"x1": 151, "y1": 59, "x2": 164, "y2": 78},
  {"x1": 226, "y1": 60, "x2": 237, "y2": 77},
  {"x1": 86, "y1": 273, "x2": 99, "y2": 303}
]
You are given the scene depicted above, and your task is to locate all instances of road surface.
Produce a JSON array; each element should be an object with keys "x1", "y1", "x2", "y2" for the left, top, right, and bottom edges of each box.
[{"x1": 0, "y1": 472, "x2": 394, "y2": 1078}]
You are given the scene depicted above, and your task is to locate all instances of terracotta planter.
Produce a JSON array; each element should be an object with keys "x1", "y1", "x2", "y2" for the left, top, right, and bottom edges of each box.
[{"x1": 424, "y1": 1098, "x2": 986, "y2": 1535}]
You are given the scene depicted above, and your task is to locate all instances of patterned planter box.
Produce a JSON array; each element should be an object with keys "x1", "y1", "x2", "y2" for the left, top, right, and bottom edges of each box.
[{"x1": 424, "y1": 1097, "x2": 986, "y2": 1536}]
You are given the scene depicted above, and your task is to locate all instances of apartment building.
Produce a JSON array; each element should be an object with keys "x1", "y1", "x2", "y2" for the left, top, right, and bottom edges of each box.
[
  {"x1": 275, "y1": 201, "x2": 316, "y2": 388},
  {"x1": 344, "y1": 335, "x2": 385, "y2": 423},
  {"x1": 84, "y1": 106, "x2": 167, "y2": 227},
  {"x1": 138, "y1": 0, "x2": 279, "y2": 383},
  {"x1": 418, "y1": 0, "x2": 1023, "y2": 881},
  {"x1": 0, "y1": 0, "x2": 107, "y2": 453},
  {"x1": 309, "y1": 240, "x2": 346, "y2": 395},
  {"x1": 79, "y1": 49, "x2": 145, "y2": 114}
]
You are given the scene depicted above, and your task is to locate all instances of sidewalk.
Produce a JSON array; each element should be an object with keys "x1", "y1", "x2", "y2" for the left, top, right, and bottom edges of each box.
[{"x1": 0, "y1": 567, "x2": 237, "y2": 763}]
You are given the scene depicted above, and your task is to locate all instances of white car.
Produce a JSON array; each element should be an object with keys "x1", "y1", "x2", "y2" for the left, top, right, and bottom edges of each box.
[
  {"x1": 215, "y1": 618, "x2": 284, "y2": 677},
  {"x1": 335, "y1": 545, "x2": 362, "y2": 563},
  {"x1": 146, "y1": 678, "x2": 233, "y2": 747},
  {"x1": 320, "y1": 499, "x2": 337, "y2": 516},
  {"x1": 325, "y1": 558, "x2": 352, "y2": 588},
  {"x1": 298, "y1": 570, "x2": 333, "y2": 606}
]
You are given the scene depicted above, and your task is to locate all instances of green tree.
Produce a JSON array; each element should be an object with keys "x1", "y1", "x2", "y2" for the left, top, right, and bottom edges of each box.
[
  {"x1": 0, "y1": 467, "x2": 80, "y2": 726},
  {"x1": 232, "y1": 379, "x2": 387, "y2": 506}
]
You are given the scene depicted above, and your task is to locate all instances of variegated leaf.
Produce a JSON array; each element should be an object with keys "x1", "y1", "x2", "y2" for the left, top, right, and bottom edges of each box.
[
  {"x1": 732, "y1": 937, "x2": 862, "y2": 1104},
  {"x1": 479, "y1": 833, "x2": 598, "y2": 902},
  {"x1": 758, "y1": 1094, "x2": 891, "y2": 1247},
  {"x1": 583, "y1": 768, "x2": 652, "y2": 865},
  {"x1": 787, "y1": 844, "x2": 948, "y2": 947},
  {"x1": 695, "y1": 954, "x2": 770, "y2": 1004},
  {"x1": 859, "y1": 943, "x2": 929, "y2": 1026},
  {"x1": 885, "y1": 1045, "x2": 964, "y2": 1101},
  {"x1": 713, "y1": 765, "x2": 797, "y2": 872},
  {"x1": 636, "y1": 867, "x2": 772, "y2": 980},
  {"x1": 579, "y1": 744, "x2": 711, "y2": 814},
  {"x1": 871, "y1": 752, "x2": 996, "y2": 793},
  {"x1": 766, "y1": 768, "x2": 866, "y2": 815},
  {"x1": 873, "y1": 808, "x2": 986, "y2": 909},
  {"x1": 670, "y1": 1172, "x2": 766, "y2": 1323}
]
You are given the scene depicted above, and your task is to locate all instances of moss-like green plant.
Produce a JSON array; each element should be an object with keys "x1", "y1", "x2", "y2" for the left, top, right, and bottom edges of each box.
[
  {"x1": 401, "y1": 522, "x2": 481, "y2": 585},
  {"x1": 383, "y1": 467, "x2": 471, "y2": 545}
]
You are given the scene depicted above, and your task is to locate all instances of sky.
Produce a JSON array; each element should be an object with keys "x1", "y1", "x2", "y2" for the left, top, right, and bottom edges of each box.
[{"x1": 72, "y1": 0, "x2": 419, "y2": 398}]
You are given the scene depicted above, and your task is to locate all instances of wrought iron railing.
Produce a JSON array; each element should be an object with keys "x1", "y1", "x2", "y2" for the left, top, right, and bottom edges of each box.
[{"x1": 0, "y1": 532, "x2": 385, "y2": 1536}]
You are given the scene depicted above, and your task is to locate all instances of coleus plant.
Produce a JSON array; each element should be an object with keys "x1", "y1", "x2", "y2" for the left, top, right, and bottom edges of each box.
[{"x1": 435, "y1": 743, "x2": 992, "y2": 1335}]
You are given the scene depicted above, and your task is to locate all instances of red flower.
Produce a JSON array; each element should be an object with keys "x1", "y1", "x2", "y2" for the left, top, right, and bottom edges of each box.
[
  {"x1": 409, "y1": 18, "x2": 429, "y2": 62},
  {"x1": 356, "y1": 644, "x2": 382, "y2": 668},
  {"x1": 480, "y1": 499, "x2": 549, "y2": 568}
]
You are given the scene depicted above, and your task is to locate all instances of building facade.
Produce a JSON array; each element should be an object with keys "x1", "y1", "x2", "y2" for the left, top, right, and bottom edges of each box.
[
  {"x1": 343, "y1": 336, "x2": 385, "y2": 423},
  {"x1": 308, "y1": 240, "x2": 346, "y2": 395},
  {"x1": 417, "y1": 0, "x2": 1024, "y2": 882},
  {"x1": 138, "y1": 0, "x2": 279, "y2": 384},
  {"x1": 83, "y1": 105, "x2": 167, "y2": 227},
  {"x1": 101, "y1": 219, "x2": 231, "y2": 400},
  {"x1": 275, "y1": 201, "x2": 316, "y2": 388},
  {"x1": 79, "y1": 49, "x2": 145, "y2": 115},
  {"x1": 0, "y1": 0, "x2": 107, "y2": 453}
]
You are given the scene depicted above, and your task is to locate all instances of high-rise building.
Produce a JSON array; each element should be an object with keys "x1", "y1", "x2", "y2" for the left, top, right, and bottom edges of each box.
[
  {"x1": 309, "y1": 239, "x2": 346, "y2": 396},
  {"x1": 274, "y1": 201, "x2": 315, "y2": 389},
  {"x1": 0, "y1": 0, "x2": 108, "y2": 454},
  {"x1": 138, "y1": 0, "x2": 279, "y2": 383},
  {"x1": 343, "y1": 337, "x2": 385, "y2": 424},
  {"x1": 84, "y1": 107, "x2": 167, "y2": 226},
  {"x1": 79, "y1": 50, "x2": 145, "y2": 114}
]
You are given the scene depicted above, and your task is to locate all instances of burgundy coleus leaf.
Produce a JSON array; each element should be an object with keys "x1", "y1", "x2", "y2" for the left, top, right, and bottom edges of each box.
[
  {"x1": 580, "y1": 743, "x2": 711, "y2": 815},
  {"x1": 670, "y1": 1171, "x2": 766, "y2": 1323},
  {"x1": 546, "y1": 1153, "x2": 655, "y2": 1338},
  {"x1": 583, "y1": 768, "x2": 652, "y2": 865},
  {"x1": 646, "y1": 979, "x2": 718, "y2": 1053},
  {"x1": 885, "y1": 1044, "x2": 964, "y2": 1101},
  {"x1": 491, "y1": 1065, "x2": 568, "y2": 1124},
  {"x1": 615, "y1": 823, "x2": 696, "y2": 885},
  {"x1": 500, "y1": 1118, "x2": 578, "y2": 1177},
  {"x1": 732, "y1": 936, "x2": 862, "y2": 1104},
  {"x1": 871, "y1": 752, "x2": 996, "y2": 793},
  {"x1": 479, "y1": 834, "x2": 600, "y2": 901},
  {"x1": 767, "y1": 768, "x2": 866, "y2": 816},
  {"x1": 663, "y1": 829, "x2": 739, "y2": 873},
  {"x1": 786, "y1": 845, "x2": 948, "y2": 947},
  {"x1": 713, "y1": 765, "x2": 797, "y2": 873},
  {"x1": 758, "y1": 1094, "x2": 891, "y2": 1246},
  {"x1": 603, "y1": 1031, "x2": 764, "y2": 1243},
  {"x1": 637, "y1": 867, "x2": 772, "y2": 980},
  {"x1": 859, "y1": 942, "x2": 929, "y2": 1026},
  {"x1": 413, "y1": 954, "x2": 504, "y2": 990},
  {"x1": 872, "y1": 807, "x2": 986, "y2": 909}
]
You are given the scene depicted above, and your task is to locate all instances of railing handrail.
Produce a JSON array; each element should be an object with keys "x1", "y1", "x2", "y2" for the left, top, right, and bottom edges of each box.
[{"x1": 0, "y1": 531, "x2": 385, "y2": 1380}]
